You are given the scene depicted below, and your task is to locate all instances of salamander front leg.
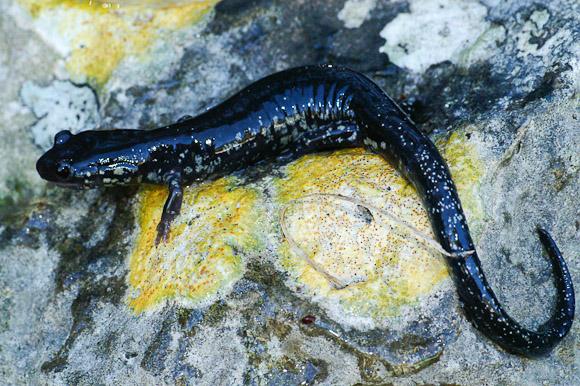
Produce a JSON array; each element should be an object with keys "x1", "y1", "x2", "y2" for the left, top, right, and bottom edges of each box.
[{"x1": 155, "y1": 172, "x2": 183, "y2": 245}]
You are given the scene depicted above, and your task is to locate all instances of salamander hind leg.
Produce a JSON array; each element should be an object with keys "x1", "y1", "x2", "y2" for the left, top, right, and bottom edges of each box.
[{"x1": 155, "y1": 172, "x2": 183, "y2": 245}]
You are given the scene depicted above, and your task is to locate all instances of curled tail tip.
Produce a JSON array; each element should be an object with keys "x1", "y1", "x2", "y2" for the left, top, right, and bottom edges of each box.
[
  {"x1": 535, "y1": 226, "x2": 566, "y2": 265},
  {"x1": 464, "y1": 227, "x2": 575, "y2": 356},
  {"x1": 536, "y1": 226, "x2": 553, "y2": 245},
  {"x1": 536, "y1": 226, "x2": 575, "y2": 341}
]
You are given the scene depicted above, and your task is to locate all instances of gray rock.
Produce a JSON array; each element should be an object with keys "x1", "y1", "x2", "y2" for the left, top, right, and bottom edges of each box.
[{"x1": 0, "y1": 0, "x2": 578, "y2": 385}]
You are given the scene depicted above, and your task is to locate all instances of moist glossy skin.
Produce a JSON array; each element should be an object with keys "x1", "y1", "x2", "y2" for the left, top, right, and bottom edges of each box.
[{"x1": 36, "y1": 65, "x2": 574, "y2": 356}]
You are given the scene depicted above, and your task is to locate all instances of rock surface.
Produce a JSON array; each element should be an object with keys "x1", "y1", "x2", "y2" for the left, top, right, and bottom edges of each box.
[{"x1": 0, "y1": 0, "x2": 578, "y2": 385}]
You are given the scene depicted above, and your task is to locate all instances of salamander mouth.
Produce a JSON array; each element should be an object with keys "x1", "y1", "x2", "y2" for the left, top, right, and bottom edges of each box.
[
  {"x1": 51, "y1": 173, "x2": 102, "y2": 189},
  {"x1": 36, "y1": 155, "x2": 102, "y2": 189},
  {"x1": 51, "y1": 181, "x2": 94, "y2": 190}
]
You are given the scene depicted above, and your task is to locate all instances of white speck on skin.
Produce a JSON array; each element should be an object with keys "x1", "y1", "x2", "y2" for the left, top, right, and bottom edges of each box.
[
  {"x1": 379, "y1": 0, "x2": 489, "y2": 72},
  {"x1": 337, "y1": 0, "x2": 377, "y2": 29}
]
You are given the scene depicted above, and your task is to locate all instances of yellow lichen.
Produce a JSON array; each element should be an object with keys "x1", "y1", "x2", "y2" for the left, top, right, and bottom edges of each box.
[
  {"x1": 128, "y1": 177, "x2": 263, "y2": 313},
  {"x1": 275, "y1": 149, "x2": 447, "y2": 319},
  {"x1": 18, "y1": 0, "x2": 219, "y2": 86},
  {"x1": 275, "y1": 134, "x2": 484, "y2": 320},
  {"x1": 127, "y1": 132, "x2": 483, "y2": 315},
  {"x1": 436, "y1": 129, "x2": 485, "y2": 230}
]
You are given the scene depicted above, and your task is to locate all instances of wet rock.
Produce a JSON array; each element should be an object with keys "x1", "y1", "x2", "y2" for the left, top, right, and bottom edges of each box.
[
  {"x1": 22, "y1": 80, "x2": 100, "y2": 150},
  {"x1": 0, "y1": 0, "x2": 578, "y2": 385},
  {"x1": 379, "y1": 0, "x2": 490, "y2": 72}
]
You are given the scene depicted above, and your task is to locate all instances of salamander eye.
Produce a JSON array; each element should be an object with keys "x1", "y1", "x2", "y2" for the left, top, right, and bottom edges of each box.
[
  {"x1": 55, "y1": 130, "x2": 73, "y2": 146},
  {"x1": 56, "y1": 162, "x2": 72, "y2": 180}
]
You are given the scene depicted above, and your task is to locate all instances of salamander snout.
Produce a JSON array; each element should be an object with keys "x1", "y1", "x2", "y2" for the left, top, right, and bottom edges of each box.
[
  {"x1": 36, "y1": 129, "x2": 146, "y2": 189},
  {"x1": 36, "y1": 130, "x2": 74, "y2": 183},
  {"x1": 36, "y1": 154, "x2": 74, "y2": 185},
  {"x1": 36, "y1": 130, "x2": 84, "y2": 187}
]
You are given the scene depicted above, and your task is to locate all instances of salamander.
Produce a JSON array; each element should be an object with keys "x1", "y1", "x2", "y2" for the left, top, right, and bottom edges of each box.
[{"x1": 36, "y1": 65, "x2": 574, "y2": 356}]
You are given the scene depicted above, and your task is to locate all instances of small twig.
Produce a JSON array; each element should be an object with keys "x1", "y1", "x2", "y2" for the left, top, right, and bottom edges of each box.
[
  {"x1": 308, "y1": 193, "x2": 474, "y2": 258},
  {"x1": 279, "y1": 193, "x2": 474, "y2": 287},
  {"x1": 280, "y1": 204, "x2": 348, "y2": 289}
]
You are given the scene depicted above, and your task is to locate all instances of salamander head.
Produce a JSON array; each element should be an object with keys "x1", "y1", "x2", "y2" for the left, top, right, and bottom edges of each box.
[{"x1": 36, "y1": 129, "x2": 146, "y2": 189}]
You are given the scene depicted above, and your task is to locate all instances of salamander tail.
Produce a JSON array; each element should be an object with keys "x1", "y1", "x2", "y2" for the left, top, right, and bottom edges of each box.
[
  {"x1": 535, "y1": 228, "x2": 575, "y2": 337},
  {"x1": 460, "y1": 228, "x2": 575, "y2": 356}
]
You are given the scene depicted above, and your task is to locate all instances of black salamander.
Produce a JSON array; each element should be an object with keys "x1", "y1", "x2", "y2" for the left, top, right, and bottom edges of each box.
[{"x1": 36, "y1": 65, "x2": 574, "y2": 356}]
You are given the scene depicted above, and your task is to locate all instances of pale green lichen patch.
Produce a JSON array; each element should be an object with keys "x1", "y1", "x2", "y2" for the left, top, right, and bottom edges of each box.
[
  {"x1": 379, "y1": 0, "x2": 490, "y2": 72},
  {"x1": 16, "y1": 0, "x2": 219, "y2": 87}
]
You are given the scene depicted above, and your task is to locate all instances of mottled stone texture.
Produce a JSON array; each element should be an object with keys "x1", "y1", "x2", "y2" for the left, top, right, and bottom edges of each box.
[{"x1": 0, "y1": 0, "x2": 578, "y2": 385}]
